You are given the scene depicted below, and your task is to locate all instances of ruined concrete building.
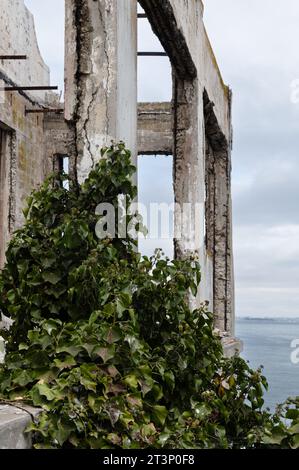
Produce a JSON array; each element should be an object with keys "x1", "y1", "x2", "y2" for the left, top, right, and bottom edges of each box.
[
  {"x1": 0, "y1": 0, "x2": 241, "y2": 355},
  {"x1": 0, "y1": 0, "x2": 70, "y2": 267}
]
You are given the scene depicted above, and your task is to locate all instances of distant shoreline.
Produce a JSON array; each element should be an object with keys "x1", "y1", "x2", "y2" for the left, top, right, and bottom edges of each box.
[{"x1": 236, "y1": 317, "x2": 299, "y2": 322}]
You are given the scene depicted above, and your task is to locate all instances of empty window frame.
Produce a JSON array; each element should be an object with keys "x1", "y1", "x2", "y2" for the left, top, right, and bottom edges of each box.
[
  {"x1": 138, "y1": 155, "x2": 174, "y2": 259},
  {"x1": 53, "y1": 153, "x2": 69, "y2": 189}
]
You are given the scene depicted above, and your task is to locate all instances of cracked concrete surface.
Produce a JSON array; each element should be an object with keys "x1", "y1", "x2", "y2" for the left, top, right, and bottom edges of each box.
[
  {"x1": 65, "y1": 0, "x2": 137, "y2": 183},
  {"x1": 0, "y1": 0, "x2": 58, "y2": 268},
  {"x1": 138, "y1": 102, "x2": 173, "y2": 155}
]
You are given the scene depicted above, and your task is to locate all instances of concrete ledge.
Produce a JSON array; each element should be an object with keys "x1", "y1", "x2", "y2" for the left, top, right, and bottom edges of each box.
[
  {"x1": 222, "y1": 336, "x2": 243, "y2": 358},
  {"x1": 0, "y1": 403, "x2": 40, "y2": 449}
]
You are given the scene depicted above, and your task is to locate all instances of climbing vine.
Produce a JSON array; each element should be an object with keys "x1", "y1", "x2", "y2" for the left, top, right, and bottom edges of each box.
[{"x1": 0, "y1": 143, "x2": 298, "y2": 449}]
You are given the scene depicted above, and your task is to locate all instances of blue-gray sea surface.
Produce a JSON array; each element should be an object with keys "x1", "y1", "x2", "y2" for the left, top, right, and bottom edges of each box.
[{"x1": 236, "y1": 317, "x2": 299, "y2": 411}]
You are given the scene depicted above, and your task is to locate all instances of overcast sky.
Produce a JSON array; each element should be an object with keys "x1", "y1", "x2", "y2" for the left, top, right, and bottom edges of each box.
[{"x1": 24, "y1": 0, "x2": 299, "y2": 318}]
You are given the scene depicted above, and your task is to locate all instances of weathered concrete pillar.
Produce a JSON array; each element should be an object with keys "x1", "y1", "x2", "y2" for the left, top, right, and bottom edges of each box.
[
  {"x1": 226, "y1": 195, "x2": 235, "y2": 336},
  {"x1": 173, "y1": 77, "x2": 200, "y2": 258},
  {"x1": 64, "y1": 0, "x2": 137, "y2": 182},
  {"x1": 173, "y1": 76, "x2": 213, "y2": 310},
  {"x1": 213, "y1": 150, "x2": 230, "y2": 332},
  {"x1": 203, "y1": 91, "x2": 237, "y2": 341},
  {"x1": 0, "y1": 129, "x2": 11, "y2": 268}
]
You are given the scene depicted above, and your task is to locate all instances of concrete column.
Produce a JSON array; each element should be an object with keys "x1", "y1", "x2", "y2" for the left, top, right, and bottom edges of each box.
[
  {"x1": 213, "y1": 151, "x2": 229, "y2": 331},
  {"x1": 64, "y1": 0, "x2": 137, "y2": 183},
  {"x1": 226, "y1": 172, "x2": 235, "y2": 336},
  {"x1": 173, "y1": 77, "x2": 200, "y2": 259},
  {"x1": 0, "y1": 128, "x2": 16, "y2": 269},
  {"x1": 173, "y1": 77, "x2": 214, "y2": 308}
]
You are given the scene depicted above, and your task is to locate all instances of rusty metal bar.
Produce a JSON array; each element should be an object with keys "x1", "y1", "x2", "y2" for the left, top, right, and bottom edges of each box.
[
  {"x1": 138, "y1": 52, "x2": 167, "y2": 57},
  {"x1": 0, "y1": 55, "x2": 27, "y2": 60},
  {"x1": 1, "y1": 86, "x2": 58, "y2": 91},
  {"x1": 25, "y1": 108, "x2": 64, "y2": 115}
]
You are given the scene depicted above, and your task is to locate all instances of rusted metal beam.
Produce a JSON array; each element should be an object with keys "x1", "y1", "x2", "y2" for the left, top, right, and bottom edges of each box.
[
  {"x1": 138, "y1": 52, "x2": 167, "y2": 57},
  {"x1": 1, "y1": 86, "x2": 58, "y2": 91},
  {"x1": 25, "y1": 108, "x2": 64, "y2": 115},
  {"x1": 0, "y1": 55, "x2": 27, "y2": 60}
]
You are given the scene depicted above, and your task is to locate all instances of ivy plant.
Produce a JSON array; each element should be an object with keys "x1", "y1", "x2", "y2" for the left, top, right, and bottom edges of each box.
[{"x1": 0, "y1": 143, "x2": 298, "y2": 449}]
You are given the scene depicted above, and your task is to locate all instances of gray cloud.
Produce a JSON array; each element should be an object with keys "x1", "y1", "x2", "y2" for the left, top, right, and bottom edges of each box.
[{"x1": 233, "y1": 157, "x2": 299, "y2": 225}]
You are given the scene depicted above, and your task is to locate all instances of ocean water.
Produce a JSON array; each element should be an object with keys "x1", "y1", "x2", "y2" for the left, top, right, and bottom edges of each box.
[{"x1": 236, "y1": 317, "x2": 299, "y2": 411}]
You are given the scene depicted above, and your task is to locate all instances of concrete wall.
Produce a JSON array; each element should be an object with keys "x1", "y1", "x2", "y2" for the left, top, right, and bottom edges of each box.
[
  {"x1": 168, "y1": 0, "x2": 230, "y2": 140},
  {"x1": 0, "y1": 0, "x2": 50, "y2": 101},
  {"x1": 0, "y1": 3, "x2": 56, "y2": 446},
  {"x1": 43, "y1": 113, "x2": 76, "y2": 179},
  {"x1": 138, "y1": 102, "x2": 172, "y2": 155},
  {"x1": 64, "y1": 0, "x2": 137, "y2": 183},
  {"x1": 0, "y1": 0, "x2": 57, "y2": 267}
]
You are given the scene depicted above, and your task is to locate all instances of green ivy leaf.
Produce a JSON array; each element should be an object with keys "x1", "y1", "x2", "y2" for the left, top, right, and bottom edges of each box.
[
  {"x1": 289, "y1": 423, "x2": 299, "y2": 435},
  {"x1": 42, "y1": 272, "x2": 62, "y2": 285},
  {"x1": 12, "y1": 370, "x2": 35, "y2": 387},
  {"x1": 93, "y1": 345, "x2": 115, "y2": 363},
  {"x1": 54, "y1": 355, "x2": 77, "y2": 370},
  {"x1": 124, "y1": 374, "x2": 138, "y2": 390},
  {"x1": 158, "y1": 431, "x2": 171, "y2": 446},
  {"x1": 291, "y1": 433, "x2": 299, "y2": 450},
  {"x1": 35, "y1": 384, "x2": 57, "y2": 401},
  {"x1": 54, "y1": 421, "x2": 75, "y2": 446},
  {"x1": 151, "y1": 405, "x2": 168, "y2": 426},
  {"x1": 41, "y1": 257, "x2": 56, "y2": 269},
  {"x1": 105, "y1": 326, "x2": 122, "y2": 344}
]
